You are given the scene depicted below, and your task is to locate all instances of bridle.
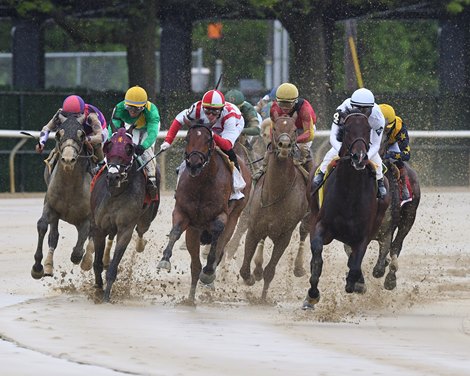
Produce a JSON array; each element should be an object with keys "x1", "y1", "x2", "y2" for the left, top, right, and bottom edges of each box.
[
  {"x1": 184, "y1": 124, "x2": 213, "y2": 170},
  {"x1": 271, "y1": 117, "x2": 297, "y2": 157},
  {"x1": 342, "y1": 113, "x2": 370, "y2": 160}
]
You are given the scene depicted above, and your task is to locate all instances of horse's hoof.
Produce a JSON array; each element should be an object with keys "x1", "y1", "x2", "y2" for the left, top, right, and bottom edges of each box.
[
  {"x1": 31, "y1": 265, "x2": 44, "y2": 279},
  {"x1": 253, "y1": 267, "x2": 263, "y2": 281},
  {"x1": 294, "y1": 267, "x2": 306, "y2": 278},
  {"x1": 70, "y1": 249, "x2": 84, "y2": 264},
  {"x1": 242, "y1": 274, "x2": 256, "y2": 286},
  {"x1": 157, "y1": 260, "x2": 171, "y2": 272},
  {"x1": 372, "y1": 266, "x2": 385, "y2": 278},
  {"x1": 302, "y1": 300, "x2": 315, "y2": 310},
  {"x1": 345, "y1": 283, "x2": 354, "y2": 293},
  {"x1": 354, "y1": 282, "x2": 367, "y2": 294},
  {"x1": 199, "y1": 271, "x2": 216, "y2": 285},
  {"x1": 44, "y1": 263, "x2": 53, "y2": 277},
  {"x1": 80, "y1": 252, "x2": 93, "y2": 271},
  {"x1": 384, "y1": 272, "x2": 397, "y2": 290},
  {"x1": 93, "y1": 286, "x2": 104, "y2": 304},
  {"x1": 200, "y1": 281, "x2": 215, "y2": 290},
  {"x1": 136, "y1": 238, "x2": 147, "y2": 253}
]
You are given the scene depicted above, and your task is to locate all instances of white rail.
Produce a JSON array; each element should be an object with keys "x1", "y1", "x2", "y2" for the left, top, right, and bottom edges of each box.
[{"x1": 1, "y1": 129, "x2": 470, "y2": 193}]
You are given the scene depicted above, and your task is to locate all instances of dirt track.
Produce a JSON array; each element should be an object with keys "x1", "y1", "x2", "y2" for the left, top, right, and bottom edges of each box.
[{"x1": 0, "y1": 189, "x2": 469, "y2": 375}]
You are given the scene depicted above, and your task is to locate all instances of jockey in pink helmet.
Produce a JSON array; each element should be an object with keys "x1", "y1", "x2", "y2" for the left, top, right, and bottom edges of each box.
[{"x1": 36, "y1": 95, "x2": 108, "y2": 173}]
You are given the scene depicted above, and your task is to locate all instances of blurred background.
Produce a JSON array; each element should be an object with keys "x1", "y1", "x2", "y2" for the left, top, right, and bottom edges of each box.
[{"x1": 0, "y1": 0, "x2": 468, "y2": 192}]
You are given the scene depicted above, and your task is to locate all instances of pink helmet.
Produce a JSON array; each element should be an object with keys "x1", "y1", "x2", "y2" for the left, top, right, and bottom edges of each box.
[
  {"x1": 202, "y1": 90, "x2": 225, "y2": 109},
  {"x1": 62, "y1": 95, "x2": 85, "y2": 113}
]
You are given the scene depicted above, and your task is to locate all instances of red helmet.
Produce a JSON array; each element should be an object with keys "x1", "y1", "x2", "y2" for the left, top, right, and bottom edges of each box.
[
  {"x1": 202, "y1": 90, "x2": 225, "y2": 109},
  {"x1": 62, "y1": 95, "x2": 85, "y2": 113}
]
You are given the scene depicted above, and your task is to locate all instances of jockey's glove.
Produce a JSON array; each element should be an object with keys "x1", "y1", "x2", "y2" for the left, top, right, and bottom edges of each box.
[
  {"x1": 135, "y1": 144, "x2": 145, "y2": 155},
  {"x1": 160, "y1": 141, "x2": 171, "y2": 151}
]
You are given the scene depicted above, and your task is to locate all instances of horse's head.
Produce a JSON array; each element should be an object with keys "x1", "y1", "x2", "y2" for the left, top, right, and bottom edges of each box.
[
  {"x1": 271, "y1": 113, "x2": 297, "y2": 159},
  {"x1": 55, "y1": 116, "x2": 87, "y2": 171},
  {"x1": 103, "y1": 127, "x2": 135, "y2": 188},
  {"x1": 184, "y1": 124, "x2": 213, "y2": 177},
  {"x1": 339, "y1": 109, "x2": 371, "y2": 170}
]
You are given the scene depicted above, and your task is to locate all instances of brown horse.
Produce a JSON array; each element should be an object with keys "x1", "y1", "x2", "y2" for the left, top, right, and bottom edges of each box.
[
  {"x1": 32, "y1": 116, "x2": 92, "y2": 279},
  {"x1": 239, "y1": 114, "x2": 310, "y2": 300},
  {"x1": 90, "y1": 126, "x2": 160, "y2": 302},
  {"x1": 157, "y1": 124, "x2": 251, "y2": 303},
  {"x1": 304, "y1": 110, "x2": 390, "y2": 309},
  {"x1": 367, "y1": 159, "x2": 420, "y2": 290}
]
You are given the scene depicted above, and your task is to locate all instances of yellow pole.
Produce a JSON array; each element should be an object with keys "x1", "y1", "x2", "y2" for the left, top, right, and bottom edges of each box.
[{"x1": 348, "y1": 36, "x2": 364, "y2": 88}]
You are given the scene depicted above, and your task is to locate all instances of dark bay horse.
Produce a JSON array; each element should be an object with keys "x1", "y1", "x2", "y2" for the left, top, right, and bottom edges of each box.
[
  {"x1": 32, "y1": 116, "x2": 92, "y2": 279},
  {"x1": 90, "y1": 127, "x2": 159, "y2": 302},
  {"x1": 304, "y1": 110, "x2": 390, "y2": 309},
  {"x1": 368, "y1": 159, "x2": 420, "y2": 290},
  {"x1": 239, "y1": 114, "x2": 310, "y2": 300},
  {"x1": 157, "y1": 124, "x2": 251, "y2": 303}
]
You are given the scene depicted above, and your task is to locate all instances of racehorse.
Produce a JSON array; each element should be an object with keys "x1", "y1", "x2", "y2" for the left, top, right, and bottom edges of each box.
[
  {"x1": 157, "y1": 124, "x2": 251, "y2": 303},
  {"x1": 303, "y1": 109, "x2": 390, "y2": 309},
  {"x1": 239, "y1": 114, "x2": 310, "y2": 300},
  {"x1": 367, "y1": 159, "x2": 420, "y2": 290},
  {"x1": 32, "y1": 116, "x2": 92, "y2": 279},
  {"x1": 90, "y1": 126, "x2": 159, "y2": 302}
]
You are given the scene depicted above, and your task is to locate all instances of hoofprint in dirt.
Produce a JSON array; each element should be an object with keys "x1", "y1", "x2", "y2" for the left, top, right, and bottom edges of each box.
[{"x1": 0, "y1": 189, "x2": 469, "y2": 375}]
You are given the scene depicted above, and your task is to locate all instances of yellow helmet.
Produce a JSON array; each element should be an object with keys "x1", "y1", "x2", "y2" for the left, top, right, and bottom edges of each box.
[
  {"x1": 379, "y1": 104, "x2": 396, "y2": 129},
  {"x1": 276, "y1": 83, "x2": 298, "y2": 102},
  {"x1": 125, "y1": 86, "x2": 148, "y2": 107}
]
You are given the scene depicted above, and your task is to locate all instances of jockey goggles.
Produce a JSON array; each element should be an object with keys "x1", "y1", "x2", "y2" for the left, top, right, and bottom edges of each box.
[
  {"x1": 125, "y1": 104, "x2": 145, "y2": 114},
  {"x1": 203, "y1": 108, "x2": 222, "y2": 116},
  {"x1": 351, "y1": 104, "x2": 372, "y2": 115}
]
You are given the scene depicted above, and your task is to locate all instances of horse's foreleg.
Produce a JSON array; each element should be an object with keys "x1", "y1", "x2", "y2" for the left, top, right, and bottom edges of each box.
[
  {"x1": 225, "y1": 208, "x2": 249, "y2": 260},
  {"x1": 103, "y1": 236, "x2": 114, "y2": 269},
  {"x1": 32, "y1": 213, "x2": 49, "y2": 279},
  {"x1": 303, "y1": 226, "x2": 325, "y2": 309},
  {"x1": 262, "y1": 233, "x2": 292, "y2": 300},
  {"x1": 158, "y1": 222, "x2": 187, "y2": 272},
  {"x1": 104, "y1": 227, "x2": 133, "y2": 302},
  {"x1": 92, "y1": 231, "x2": 106, "y2": 293},
  {"x1": 71, "y1": 220, "x2": 89, "y2": 264},
  {"x1": 373, "y1": 237, "x2": 391, "y2": 279},
  {"x1": 44, "y1": 216, "x2": 60, "y2": 277},
  {"x1": 239, "y1": 230, "x2": 261, "y2": 286},
  {"x1": 80, "y1": 236, "x2": 94, "y2": 271},
  {"x1": 294, "y1": 217, "x2": 310, "y2": 277},
  {"x1": 200, "y1": 218, "x2": 225, "y2": 285},
  {"x1": 186, "y1": 228, "x2": 202, "y2": 303},
  {"x1": 253, "y1": 239, "x2": 265, "y2": 281},
  {"x1": 346, "y1": 241, "x2": 368, "y2": 294}
]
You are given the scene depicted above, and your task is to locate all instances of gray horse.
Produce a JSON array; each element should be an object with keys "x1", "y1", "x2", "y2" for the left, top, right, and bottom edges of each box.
[{"x1": 32, "y1": 116, "x2": 92, "y2": 279}]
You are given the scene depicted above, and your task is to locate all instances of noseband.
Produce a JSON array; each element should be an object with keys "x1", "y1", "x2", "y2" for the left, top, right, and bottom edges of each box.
[
  {"x1": 184, "y1": 125, "x2": 213, "y2": 169},
  {"x1": 272, "y1": 118, "x2": 296, "y2": 157}
]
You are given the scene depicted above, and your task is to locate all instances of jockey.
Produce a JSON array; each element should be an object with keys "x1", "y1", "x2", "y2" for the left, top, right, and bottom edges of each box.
[
  {"x1": 379, "y1": 103, "x2": 412, "y2": 203},
  {"x1": 110, "y1": 86, "x2": 160, "y2": 197},
  {"x1": 253, "y1": 82, "x2": 316, "y2": 182},
  {"x1": 313, "y1": 87, "x2": 387, "y2": 198},
  {"x1": 160, "y1": 89, "x2": 246, "y2": 200},
  {"x1": 36, "y1": 95, "x2": 107, "y2": 171},
  {"x1": 224, "y1": 89, "x2": 260, "y2": 137}
]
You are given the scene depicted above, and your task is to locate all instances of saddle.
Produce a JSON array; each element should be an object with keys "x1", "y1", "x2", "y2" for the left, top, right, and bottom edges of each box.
[{"x1": 215, "y1": 147, "x2": 235, "y2": 174}]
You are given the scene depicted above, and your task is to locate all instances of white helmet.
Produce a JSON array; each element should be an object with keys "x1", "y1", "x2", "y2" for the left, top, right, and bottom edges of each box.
[{"x1": 350, "y1": 88, "x2": 375, "y2": 108}]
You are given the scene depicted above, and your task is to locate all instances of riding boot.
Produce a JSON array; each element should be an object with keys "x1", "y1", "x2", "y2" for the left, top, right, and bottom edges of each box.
[
  {"x1": 377, "y1": 178, "x2": 387, "y2": 199},
  {"x1": 313, "y1": 170, "x2": 325, "y2": 186},
  {"x1": 399, "y1": 166, "x2": 411, "y2": 202},
  {"x1": 147, "y1": 176, "x2": 158, "y2": 199},
  {"x1": 225, "y1": 148, "x2": 240, "y2": 171}
]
